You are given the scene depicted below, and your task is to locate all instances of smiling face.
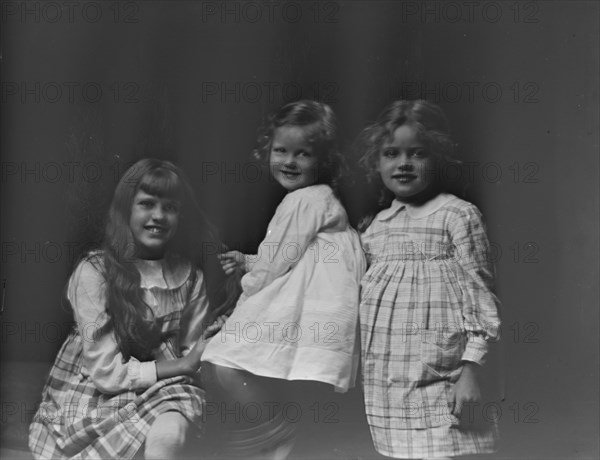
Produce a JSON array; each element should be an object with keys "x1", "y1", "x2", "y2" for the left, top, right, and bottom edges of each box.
[
  {"x1": 377, "y1": 124, "x2": 438, "y2": 203},
  {"x1": 129, "y1": 190, "x2": 181, "y2": 259},
  {"x1": 269, "y1": 125, "x2": 319, "y2": 192}
]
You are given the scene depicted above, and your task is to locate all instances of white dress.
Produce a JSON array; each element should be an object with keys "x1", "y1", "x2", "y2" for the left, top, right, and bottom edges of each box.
[{"x1": 202, "y1": 184, "x2": 366, "y2": 392}]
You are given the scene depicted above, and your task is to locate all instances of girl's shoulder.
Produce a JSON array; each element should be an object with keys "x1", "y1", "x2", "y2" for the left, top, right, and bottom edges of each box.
[
  {"x1": 280, "y1": 184, "x2": 340, "y2": 212},
  {"x1": 69, "y1": 251, "x2": 106, "y2": 287},
  {"x1": 283, "y1": 184, "x2": 335, "y2": 203},
  {"x1": 277, "y1": 185, "x2": 347, "y2": 226},
  {"x1": 438, "y1": 194, "x2": 484, "y2": 220}
]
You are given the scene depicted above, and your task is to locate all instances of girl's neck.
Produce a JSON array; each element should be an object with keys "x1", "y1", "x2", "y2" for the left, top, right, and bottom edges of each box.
[
  {"x1": 136, "y1": 257, "x2": 164, "y2": 264},
  {"x1": 133, "y1": 245, "x2": 168, "y2": 261},
  {"x1": 134, "y1": 250, "x2": 168, "y2": 262},
  {"x1": 396, "y1": 185, "x2": 441, "y2": 208},
  {"x1": 283, "y1": 182, "x2": 322, "y2": 194}
]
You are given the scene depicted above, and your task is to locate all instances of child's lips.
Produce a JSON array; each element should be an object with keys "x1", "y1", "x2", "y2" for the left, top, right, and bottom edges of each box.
[
  {"x1": 280, "y1": 169, "x2": 301, "y2": 179},
  {"x1": 145, "y1": 225, "x2": 168, "y2": 235},
  {"x1": 392, "y1": 174, "x2": 417, "y2": 183}
]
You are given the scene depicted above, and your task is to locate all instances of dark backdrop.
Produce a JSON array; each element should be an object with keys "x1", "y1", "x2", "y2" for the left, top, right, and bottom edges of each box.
[{"x1": 1, "y1": 1, "x2": 598, "y2": 458}]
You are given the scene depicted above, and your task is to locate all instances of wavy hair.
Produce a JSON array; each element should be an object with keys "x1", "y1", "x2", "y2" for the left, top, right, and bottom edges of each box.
[
  {"x1": 356, "y1": 100, "x2": 458, "y2": 229},
  {"x1": 253, "y1": 100, "x2": 346, "y2": 190},
  {"x1": 91, "y1": 159, "x2": 239, "y2": 360}
]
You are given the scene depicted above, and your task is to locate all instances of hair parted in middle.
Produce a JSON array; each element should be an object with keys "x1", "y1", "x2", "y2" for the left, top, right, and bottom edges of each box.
[{"x1": 253, "y1": 99, "x2": 346, "y2": 189}]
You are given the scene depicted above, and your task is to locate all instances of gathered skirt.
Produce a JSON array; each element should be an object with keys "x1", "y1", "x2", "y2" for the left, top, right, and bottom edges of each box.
[{"x1": 29, "y1": 331, "x2": 205, "y2": 459}]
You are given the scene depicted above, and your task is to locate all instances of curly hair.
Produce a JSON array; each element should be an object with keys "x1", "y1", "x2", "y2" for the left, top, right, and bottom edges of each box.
[
  {"x1": 355, "y1": 100, "x2": 458, "y2": 230},
  {"x1": 253, "y1": 100, "x2": 346, "y2": 190}
]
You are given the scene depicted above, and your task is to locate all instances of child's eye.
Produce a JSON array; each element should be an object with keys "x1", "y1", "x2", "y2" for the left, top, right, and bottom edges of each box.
[
  {"x1": 411, "y1": 149, "x2": 427, "y2": 158},
  {"x1": 382, "y1": 149, "x2": 396, "y2": 158},
  {"x1": 272, "y1": 147, "x2": 285, "y2": 153},
  {"x1": 139, "y1": 200, "x2": 154, "y2": 208},
  {"x1": 165, "y1": 202, "x2": 180, "y2": 213},
  {"x1": 298, "y1": 151, "x2": 312, "y2": 158}
]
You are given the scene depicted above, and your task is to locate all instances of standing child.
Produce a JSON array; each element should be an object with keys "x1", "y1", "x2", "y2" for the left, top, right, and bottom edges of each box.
[
  {"x1": 201, "y1": 100, "x2": 366, "y2": 459},
  {"x1": 29, "y1": 159, "x2": 229, "y2": 459},
  {"x1": 357, "y1": 100, "x2": 501, "y2": 459}
]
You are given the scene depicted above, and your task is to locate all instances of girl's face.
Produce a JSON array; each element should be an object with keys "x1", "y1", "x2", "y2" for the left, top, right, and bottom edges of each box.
[
  {"x1": 377, "y1": 124, "x2": 438, "y2": 203},
  {"x1": 269, "y1": 126, "x2": 319, "y2": 192},
  {"x1": 129, "y1": 189, "x2": 181, "y2": 259}
]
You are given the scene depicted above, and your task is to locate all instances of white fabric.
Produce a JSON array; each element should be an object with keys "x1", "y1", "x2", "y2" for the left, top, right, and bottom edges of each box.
[{"x1": 202, "y1": 185, "x2": 366, "y2": 392}]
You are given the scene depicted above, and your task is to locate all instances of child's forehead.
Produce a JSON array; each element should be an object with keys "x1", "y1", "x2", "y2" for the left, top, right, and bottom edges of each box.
[
  {"x1": 381, "y1": 124, "x2": 425, "y2": 146},
  {"x1": 138, "y1": 170, "x2": 184, "y2": 196},
  {"x1": 275, "y1": 124, "x2": 314, "y2": 137},
  {"x1": 134, "y1": 189, "x2": 180, "y2": 201}
]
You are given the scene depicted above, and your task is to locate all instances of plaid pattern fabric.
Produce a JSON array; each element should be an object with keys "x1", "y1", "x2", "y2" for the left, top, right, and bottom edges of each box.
[
  {"x1": 29, "y1": 332, "x2": 205, "y2": 459},
  {"x1": 359, "y1": 194, "x2": 501, "y2": 458},
  {"x1": 28, "y1": 254, "x2": 208, "y2": 459}
]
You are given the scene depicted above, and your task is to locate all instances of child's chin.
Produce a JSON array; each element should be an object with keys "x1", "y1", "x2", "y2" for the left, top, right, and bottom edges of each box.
[{"x1": 278, "y1": 179, "x2": 303, "y2": 191}]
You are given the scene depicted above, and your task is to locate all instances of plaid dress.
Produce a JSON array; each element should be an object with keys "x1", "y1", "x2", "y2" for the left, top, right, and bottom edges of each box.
[
  {"x1": 360, "y1": 193, "x2": 501, "y2": 458},
  {"x1": 29, "y1": 253, "x2": 209, "y2": 459}
]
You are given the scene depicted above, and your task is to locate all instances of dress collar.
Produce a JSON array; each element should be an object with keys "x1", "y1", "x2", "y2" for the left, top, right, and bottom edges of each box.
[
  {"x1": 134, "y1": 252, "x2": 191, "y2": 289},
  {"x1": 377, "y1": 193, "x2": 455, "y2": 221}
]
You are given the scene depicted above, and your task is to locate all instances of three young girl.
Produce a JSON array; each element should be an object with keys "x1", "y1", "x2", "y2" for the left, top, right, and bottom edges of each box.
[{"x1": 29, "y1": 99, "x2": 500, "y2": 460}]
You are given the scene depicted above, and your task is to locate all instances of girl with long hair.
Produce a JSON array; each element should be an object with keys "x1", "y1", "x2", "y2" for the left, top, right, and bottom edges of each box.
[{"x1": 29, "y1": 158, "x2": 235, "y2": 459}]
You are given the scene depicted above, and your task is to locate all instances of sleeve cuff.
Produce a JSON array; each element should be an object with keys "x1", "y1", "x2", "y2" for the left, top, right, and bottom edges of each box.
[
  {"x1": 138, "y1": 361, "x2": 158, "y2": 388},
  {"x1": 461, "y1": 335, "x2": 488, "y2": 366},
  {"x1": 244, "y1": 254, "x2": 256, "y2": 272}
]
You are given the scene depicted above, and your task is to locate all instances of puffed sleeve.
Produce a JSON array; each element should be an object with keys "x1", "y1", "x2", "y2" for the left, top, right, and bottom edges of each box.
[
  {"x1": 241, "y1": 188, "x2": 333, "y2": 298},
  {"x1": 448, "y1": 204, "x2": 501, "y2": 366},
  {"x1": 179, "y1": 269, "x2": 210, "y2": 355},
  {"x1": 68, "y1": 259, "x2": 157, "y2": 394}
]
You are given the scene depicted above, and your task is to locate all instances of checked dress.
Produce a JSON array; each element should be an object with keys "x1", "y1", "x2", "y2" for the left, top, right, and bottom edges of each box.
[
  {"x1": 359, "y1": 193, "x2": 501, "y2": 458},
  {"x1": 29, "y1": 252, "x2": 209, "y2": 459}
]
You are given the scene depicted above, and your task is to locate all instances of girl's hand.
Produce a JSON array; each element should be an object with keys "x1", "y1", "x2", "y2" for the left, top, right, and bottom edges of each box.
[
  {"x1": 201, "y1": 315, "x2": 228, "y2": 340},
  {"x1": 183, "y1": 316, "x2": 228, "y2": 373},
  {"x1": 218, "y1": 251, "x2": 246, "y2": 275},
  {"x1": 183, "y1": 340, "x2": 206, "y2": 372},
  {"x1": 450, "y1": 362, "x2": 482, "y2": 418}
]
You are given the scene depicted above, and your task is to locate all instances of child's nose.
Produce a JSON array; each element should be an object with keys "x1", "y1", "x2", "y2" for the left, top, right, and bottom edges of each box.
[
  {"x1": 283, "y1": 155, "x2": 296, "y2": 166},
  {"x1": 151, "y1": 207, "x2": 166, "y2": 220},
  {"x1": 397, "y1": 153, "x2": 414, "y2": 170}
]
